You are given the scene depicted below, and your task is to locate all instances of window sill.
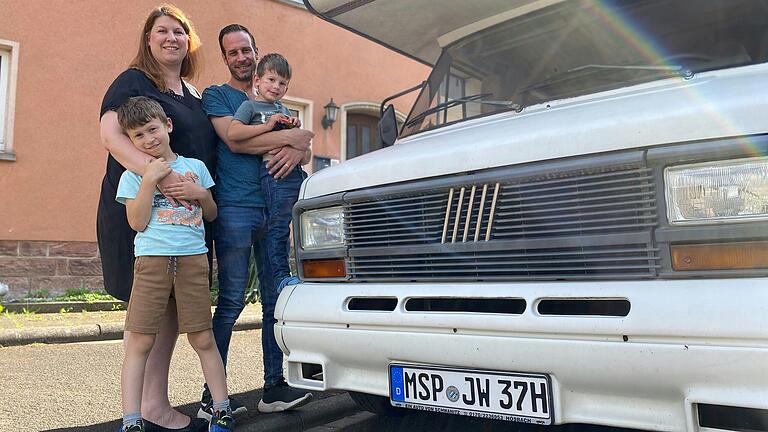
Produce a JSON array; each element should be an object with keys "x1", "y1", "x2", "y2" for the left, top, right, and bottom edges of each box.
[{"x1": 0, "y1": 152, "x2": 16, "y2": 161}]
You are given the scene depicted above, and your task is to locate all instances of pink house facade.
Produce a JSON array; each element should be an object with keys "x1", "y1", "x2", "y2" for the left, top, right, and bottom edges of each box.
[{"x1": 0, "y1": 0, "x2": 428, "y2": 299}]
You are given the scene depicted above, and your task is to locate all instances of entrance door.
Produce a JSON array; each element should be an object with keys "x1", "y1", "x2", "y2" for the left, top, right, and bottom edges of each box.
[{"x1": 346, "y1": 113, "x2": 380, "y2": 160}]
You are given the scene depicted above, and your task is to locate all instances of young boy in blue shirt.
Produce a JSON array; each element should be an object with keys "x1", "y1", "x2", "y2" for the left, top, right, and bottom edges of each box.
[
  {"x1": 227, "y1": 53, "x2": 310, "y2": 299},
  {"x1": 115, "y1": 96, "x2": 233, "y2": 432}
]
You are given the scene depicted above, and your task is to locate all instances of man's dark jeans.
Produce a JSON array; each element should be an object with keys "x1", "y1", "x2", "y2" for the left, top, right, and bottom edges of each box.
[{"x1": 213, "y1": 206, "x2": 283, "y2": 387}]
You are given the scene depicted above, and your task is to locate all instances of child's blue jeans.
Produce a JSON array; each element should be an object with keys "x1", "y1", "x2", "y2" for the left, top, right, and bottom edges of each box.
[{"x1": 260, "y1": 161, "x2": 306, "y2": 289}]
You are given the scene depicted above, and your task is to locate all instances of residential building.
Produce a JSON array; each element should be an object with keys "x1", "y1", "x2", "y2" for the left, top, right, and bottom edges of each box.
[{"x1": 0, "y1": 0, "x2": 428, "y2": 299}]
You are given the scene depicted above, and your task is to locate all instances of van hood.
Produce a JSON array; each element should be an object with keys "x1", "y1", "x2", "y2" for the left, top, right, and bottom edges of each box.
[
  {"x1": 301, "y1": 64, "x2": 768, "y2": 199},
  {"x1": 302, "y1": 0, "x2": 564, "y2": 65}
]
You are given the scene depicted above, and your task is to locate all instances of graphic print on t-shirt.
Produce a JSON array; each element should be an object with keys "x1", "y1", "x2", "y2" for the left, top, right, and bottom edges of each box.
[
  {"x1": 154, "y1": 195, "x2": 203, "y2": 227},
  {"x1": 183, "y1": 171, "x2": 200, "y2": 183},
  {"x1": 153, "y1": 170, "x2": 204, "y2": 227},
  {"x1": 152, "y1": 171, "x2": 204, "y2": 228}
]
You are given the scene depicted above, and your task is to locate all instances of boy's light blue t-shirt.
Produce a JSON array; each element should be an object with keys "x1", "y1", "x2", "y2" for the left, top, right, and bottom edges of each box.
[{"x1": 116, "y1": 155, "x2": 215, "y2": 257}]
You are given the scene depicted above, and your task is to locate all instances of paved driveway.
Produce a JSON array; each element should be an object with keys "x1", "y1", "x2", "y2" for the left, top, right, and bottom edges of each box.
[{"x1": 2, "y1": 330, "x2": 266, "y2": 431}]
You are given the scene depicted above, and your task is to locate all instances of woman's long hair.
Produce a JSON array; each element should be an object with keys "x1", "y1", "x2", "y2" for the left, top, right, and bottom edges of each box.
[{"x1": 129, "y1": 4, "x2": 201, "y2": 91}]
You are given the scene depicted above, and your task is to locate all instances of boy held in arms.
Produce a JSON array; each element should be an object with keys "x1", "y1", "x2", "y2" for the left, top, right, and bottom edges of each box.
[
  {"x1": 115, "y1": 97, "x2": 234, "y2": 432},
  {"x1": 227, "y1": 53, "x2": 310, "y2": 298}
]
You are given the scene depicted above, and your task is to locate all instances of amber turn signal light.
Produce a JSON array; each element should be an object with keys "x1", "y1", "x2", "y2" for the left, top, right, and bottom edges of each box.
[
  {"x1": 671, "y1": 241, "x2": 768, "y2": 271},
  {"x1": 302, "y1": 259, "x2": 346, "y2": 278}
]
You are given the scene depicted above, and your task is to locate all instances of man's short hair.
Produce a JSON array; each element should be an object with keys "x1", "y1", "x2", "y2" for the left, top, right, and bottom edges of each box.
[
  {"x1": 257, "y1": 53, "x2": 292, "y2": 80},
  {"x1": 116, "y1": 96, "x2": 168, "y2": 132},
  {"x1": 218, "y1": 24, "x2": 256, "y2": 55}
]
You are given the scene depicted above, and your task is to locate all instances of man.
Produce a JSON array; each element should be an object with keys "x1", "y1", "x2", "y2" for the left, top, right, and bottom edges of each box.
[{"x1": 198, "y1": 24, "x2": 314, "y2": 419}]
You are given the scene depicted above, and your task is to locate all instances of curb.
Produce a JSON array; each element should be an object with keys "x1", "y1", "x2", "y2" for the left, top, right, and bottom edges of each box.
[
  {"x1": 0, "y1": 316, "x2": 262, "y2": 347},
  {"x1": 2, "y1": 301, "x2": 126, "y2": 314},
  {"x1": 240, "y1": 393, "x2": 361, "y2": 432}
]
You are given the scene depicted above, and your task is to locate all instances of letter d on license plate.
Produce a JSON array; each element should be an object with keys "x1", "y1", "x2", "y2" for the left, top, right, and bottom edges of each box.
[{"x1": 389, "y1": 364, "x2": 553, "y2": 424}]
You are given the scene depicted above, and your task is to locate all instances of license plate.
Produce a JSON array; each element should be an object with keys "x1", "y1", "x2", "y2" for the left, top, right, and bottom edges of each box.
[{"x1": 389, "y1": 364, "x2": 554, "y2": 424}]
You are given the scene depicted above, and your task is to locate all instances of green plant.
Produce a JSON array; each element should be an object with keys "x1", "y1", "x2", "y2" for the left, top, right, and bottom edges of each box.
[
  {"x1": 0, "y1": 304, "x2": 4, "y2": 313},
  {"x1": 63, "y1": 288, "x2": 91, "y2": 297},
  {"x1": 25, "y1": 289, "x2": 50, "y2": 299},
  {"x1": 56, "y1": 288, "x2": 115, "y2": 302},
  {"x1": 245, "y1": 256, "x2": 260, "y2": 304},
  {"x1": 210, "y1": 253, "x2": 260, "y2": 305},
  {"x1": 209, "y1": 284, "x2": 219, "y2": 305}
]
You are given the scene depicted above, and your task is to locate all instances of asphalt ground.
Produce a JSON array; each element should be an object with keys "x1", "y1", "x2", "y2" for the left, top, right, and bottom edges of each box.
[
  {"x1": 0, "y1": 305, "x2": 641, "y2": 432},
  {"x1": 0, "y1": 328, "x2": 355, "y2": 431},
  {"x1": 0, "y1": 305, "x2": 356, "y2": 431}
]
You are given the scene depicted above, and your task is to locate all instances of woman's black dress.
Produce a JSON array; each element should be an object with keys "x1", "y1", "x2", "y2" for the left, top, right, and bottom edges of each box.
[{"x1": 97, "y1": 69, "x2": 217, "y2": 301}]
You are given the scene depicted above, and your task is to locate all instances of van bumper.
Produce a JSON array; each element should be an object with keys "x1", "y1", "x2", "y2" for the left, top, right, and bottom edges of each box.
[{"x1": 274, "y1": 279, "x2": 768, "y2": 431}]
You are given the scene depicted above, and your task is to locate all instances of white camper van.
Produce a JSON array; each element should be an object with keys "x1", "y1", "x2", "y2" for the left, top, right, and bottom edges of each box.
[{"x1": 276, "y1": 1, "x2": 768, "y2": 430}]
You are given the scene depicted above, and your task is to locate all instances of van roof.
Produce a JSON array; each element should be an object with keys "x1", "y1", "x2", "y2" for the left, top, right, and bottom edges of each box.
[{"x1": 302, "y1": 0, "x2": 564, "y2": 65}]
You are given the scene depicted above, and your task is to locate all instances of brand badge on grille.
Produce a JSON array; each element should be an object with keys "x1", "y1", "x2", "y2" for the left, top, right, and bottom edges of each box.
[{"x1": 441, "y1": 182, "x2": 500, "y2": 243}]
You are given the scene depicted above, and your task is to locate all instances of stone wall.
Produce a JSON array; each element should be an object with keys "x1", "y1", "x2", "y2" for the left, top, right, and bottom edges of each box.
[{"x1": 0, "y1": 240, "x2": 103, "y2": 300}]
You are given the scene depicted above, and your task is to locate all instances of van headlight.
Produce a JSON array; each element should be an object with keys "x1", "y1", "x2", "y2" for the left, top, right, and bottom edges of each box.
[
  {"x1": 300, "y1": 206, "x2": 345, "y2": 249},
  {"x1": 665, "y1": 157, "x2": 768, "y2": 225}
]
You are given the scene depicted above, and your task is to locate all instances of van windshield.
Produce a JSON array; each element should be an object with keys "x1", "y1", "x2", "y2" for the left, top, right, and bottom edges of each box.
[{"x1": 401, "y1": 0, "x2": 768, "y2": 137}]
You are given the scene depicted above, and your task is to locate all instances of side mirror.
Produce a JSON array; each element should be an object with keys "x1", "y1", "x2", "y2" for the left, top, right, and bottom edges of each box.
[{"x1": 378, "y1": 105, "x2": 398, "y2": 148}]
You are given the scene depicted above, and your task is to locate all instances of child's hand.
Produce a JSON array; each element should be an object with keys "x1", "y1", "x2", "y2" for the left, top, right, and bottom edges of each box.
[
  {"x1": 144, "y1": 158, "x2": 172, "y2": 184},
  {"x1": 288, "y1": 116, "x2": 301, "y2": 128},
  {"x1": 158, "y1": 172, "x2": 193, "y2": 210},
  {"x1": 162, "y1": 180, "x2": 207, "y2": 203},
  {"x1": 267, "y1": 113, "x2": 289, "y2": 128}
]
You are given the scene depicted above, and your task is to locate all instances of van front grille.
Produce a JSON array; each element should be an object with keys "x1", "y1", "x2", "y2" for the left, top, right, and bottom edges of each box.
[
  {"x1": 348, "y1": 244, "x2": 660, "y2": 281},
  {"x1": 342, "y1": 162, "x2": 659, "y2": 281}
]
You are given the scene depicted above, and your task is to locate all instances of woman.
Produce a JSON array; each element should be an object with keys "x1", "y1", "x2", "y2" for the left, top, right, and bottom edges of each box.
[{"x1": 97, "y1": 5, "x2": 216, "y2": 432}]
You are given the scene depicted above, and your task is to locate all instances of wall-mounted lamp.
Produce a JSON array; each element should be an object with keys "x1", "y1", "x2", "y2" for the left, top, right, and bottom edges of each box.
[{"x1": 321, "y1": 98, "x2": 339, "y2": 129}]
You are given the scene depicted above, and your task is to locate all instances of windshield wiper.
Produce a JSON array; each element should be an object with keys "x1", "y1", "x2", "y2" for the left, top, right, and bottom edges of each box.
[
  {"x1": 404, "y1": 93, "x2": 520, "y2": 128},
  {"x1": 520, "y1": 64, "x2": 693, "y2": 93},
  {"x1": 571, "y1": 63, "x2": 686, "y2": 73},
  {"x1": 520, "y1": 63, "x2": 691, "y2": 95},
  {"x1": 570, "y1": 64, "x2": 694, "y2": 79}
]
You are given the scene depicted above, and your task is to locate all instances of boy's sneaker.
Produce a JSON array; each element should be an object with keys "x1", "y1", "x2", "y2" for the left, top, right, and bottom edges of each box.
[
  {"x1": 198, "y1": 386, "x2": 247, "y2": 421},
  {"x1": 208, "y1": 411, "x2": 234, "y2": 432},
  {"x1": 257, "y1": 379, "x2": 313, "y2": 413},
  {"x1": 276, "y1": 276, "x2": 301, "y2": 295}
]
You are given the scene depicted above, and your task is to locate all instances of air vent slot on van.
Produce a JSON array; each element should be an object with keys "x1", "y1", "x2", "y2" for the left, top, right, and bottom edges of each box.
[
  {"x1": 405, "y1": 298, "x2": 526, "y2": 314},
  {"x1": 698, "y1": 403, "x2": 768, "y2": 432},
  {"x1": 300, "y1": 362, "x2": 324, "y2": 382},
  {"x1": 537, "y1": 299, "x2": 630, "y2": 316},
  {"x1": 347, "y1": 297, "x2": 398, "y2": 311}
]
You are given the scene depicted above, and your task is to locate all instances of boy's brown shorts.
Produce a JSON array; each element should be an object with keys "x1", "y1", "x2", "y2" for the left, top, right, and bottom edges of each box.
[{"x1": 125, "y1": 254, "x2": 211, "y2": 334}]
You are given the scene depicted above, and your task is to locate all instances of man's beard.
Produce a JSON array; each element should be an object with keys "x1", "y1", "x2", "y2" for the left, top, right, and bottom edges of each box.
[{"x1": 229, "y1": 62, "x2": 255, "y2": 83}]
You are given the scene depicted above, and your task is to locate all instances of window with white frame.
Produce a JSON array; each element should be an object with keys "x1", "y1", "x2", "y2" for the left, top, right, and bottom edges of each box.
[
  {"x1": 284, "y1": 105, "x2": 304, "y2": 126},
  {"x1": 0, "y1": 49, "x2": 9, "y2": 152},
  {"x1": 313, "y1": 156, "x2": 339, "y2": 172},
  {"x1": 282, "y1": 98, "x2": 311, "y2": 127},
  {"x1": 0, "y1": 39, "x2": 19, "y2": 159},
  {"x1": 282, "y1": 96, "x2": 315, "y2": 171}
]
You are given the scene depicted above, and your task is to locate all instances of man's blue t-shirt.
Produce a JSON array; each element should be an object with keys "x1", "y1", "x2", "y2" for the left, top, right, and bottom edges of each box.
[
  {"x1": 116, "y1": 155, "x2": 215, "y2": 257},
  {"x1": 201, "y1": 84, "x2": 266, "y2": 208}
]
